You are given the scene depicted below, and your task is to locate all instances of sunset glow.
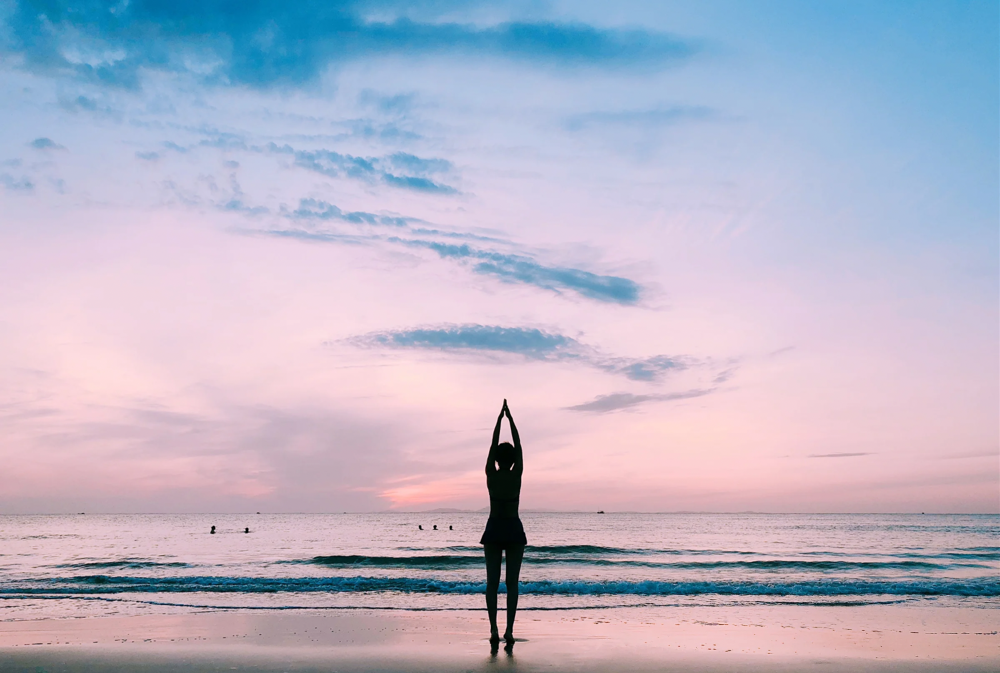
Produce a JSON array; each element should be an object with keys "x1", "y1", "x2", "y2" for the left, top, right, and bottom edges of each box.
[{"x1": 0, "y1": 0, "x2": 996, "y2": 513}]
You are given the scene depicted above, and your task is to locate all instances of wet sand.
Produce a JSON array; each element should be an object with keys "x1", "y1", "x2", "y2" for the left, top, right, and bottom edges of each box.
[{"x1": 1, "y1": 603, "x2": 997, "y2": 672}]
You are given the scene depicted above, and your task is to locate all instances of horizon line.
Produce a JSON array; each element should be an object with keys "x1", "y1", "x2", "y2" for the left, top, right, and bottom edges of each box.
[{"x1": 1, "y1": 510, "x2": 997, "y2": 516}]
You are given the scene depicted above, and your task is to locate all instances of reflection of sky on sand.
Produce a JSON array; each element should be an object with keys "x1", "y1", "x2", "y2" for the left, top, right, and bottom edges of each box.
[{"x1": 0, "y1": 605, "x2": 997, "y2": 669}]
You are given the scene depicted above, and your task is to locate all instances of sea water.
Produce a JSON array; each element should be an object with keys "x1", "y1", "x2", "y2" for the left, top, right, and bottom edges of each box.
[{"x1": 1, "y1": 513, "x2": 997, "y2": 619}]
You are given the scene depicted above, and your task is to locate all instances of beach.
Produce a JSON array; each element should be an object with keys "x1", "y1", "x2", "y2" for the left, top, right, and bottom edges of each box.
[
  {"x1": 2, "y1": 0, "x2": 996, "y2": 666},
  {"x1": 2, "y1": 602, "x2": 998, "y2": 672}
]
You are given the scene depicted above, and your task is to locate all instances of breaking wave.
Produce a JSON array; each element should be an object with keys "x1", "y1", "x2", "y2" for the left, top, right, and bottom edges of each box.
[{"x1": 4, "y1": 575, "x2": 998, "y2": 597}]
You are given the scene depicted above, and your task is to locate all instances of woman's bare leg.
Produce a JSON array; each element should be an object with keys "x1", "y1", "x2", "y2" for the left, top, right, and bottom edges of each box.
[
  {"x1": 484, "y1": 544, "x2": 502, "y2": 643},
  {"x1": 503, "y1": 544, "x2": 524, "y2": 643}
]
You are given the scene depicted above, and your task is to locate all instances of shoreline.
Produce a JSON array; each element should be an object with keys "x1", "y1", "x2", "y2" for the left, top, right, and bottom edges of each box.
[{"x1": 2, "y1": 603, "x2": 997, "y2": 672}]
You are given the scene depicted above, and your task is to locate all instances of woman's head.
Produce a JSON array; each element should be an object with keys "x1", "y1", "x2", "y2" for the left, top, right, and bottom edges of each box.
[{"x1": 495, "y1": 442, "x2": 516, "y2": 470}]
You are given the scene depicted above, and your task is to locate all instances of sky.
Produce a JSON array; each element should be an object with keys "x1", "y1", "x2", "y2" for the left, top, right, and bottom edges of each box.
[{"x1": 0, "y1": 0, "x2": 996, "y2": 514}]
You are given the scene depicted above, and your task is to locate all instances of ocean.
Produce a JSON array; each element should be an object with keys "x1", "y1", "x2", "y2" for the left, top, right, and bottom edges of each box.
[{"x1": 1, "y1": 513, "x2": 997, "y2": 620}]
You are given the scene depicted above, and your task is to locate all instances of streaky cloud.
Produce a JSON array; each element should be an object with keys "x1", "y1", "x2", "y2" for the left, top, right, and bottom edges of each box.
[
  {"x1": 395, "y1": 240, "x2": 641, "y2": 305},
  {"x1": 713, "y1": 368, "x2": 736, "y2": 384},
  {"x1": 359, "y1": 90, "x2": 417, "y2": 115},
  {"x1": 348, "y1": 324, "x2": 692, "y2": 383},
  {"x1": 345, "y1": 121, "x2": 421, "y2": 142},
  {"x1": 937, "y1": 450, "x2": 998, "y2": 460},
  {"x1": 284, "y1": 199, "x2": 496, "y2": 241},
  {"x1": 809, "y1": 453, "x2": 874, "y2": 459},
  {"x1": 382, "y1": 173, "x2": 457, "y2": 194},
  {"x1": 3, "y1": 2, "x2": 697, "y2": 89},
  {"x1": 0, "y1": 173, "x2": 34, "y2": 191},
  {"x1": 260, "y1": 225, "x2": 640, "y2": 304},
  {"x1": 226, "y1": 185, "x2": 639, "y2": 304},
  {"x1": 264, "y1": 229, "x2": 367, "y2": 246},
  {"x1": 566, "y1": 389, "x2": 714, "y2": 413},
  {"x1": 222, "y1": 199, "x2": 268, "y2": 216},
  {"x1": 282, "y1": 145, "x2": 457, "y2": 194},
  {"x1": 30, "y1": 137, "x2": 64, "y2": 150},
  {"x1": 474, "y1": 259, "x2": 639, "y2": 304},
  {"x1": 356, "y1": 325, "x2": 577, "y2": 359},
  {"x1": 387, "y1": 152, "x2": 451, "y2": 175},
  {"x1": 60, "y1": 95, "x2": 99, "y2": 112},
  {"x1": 159, "y1": 135, "x2": 458, "y2": 194},
  {"x1": 599, "y1": 355, "x2": 686, "y2": 381},
  {"x1": 287, "y1": 198, "x2": 412, "y2": 227},
  {"x1": 565, "y1": 392, "x2": 657, "y2": 413},
  {"x1": 199, "y1": 132, "x2": 250, "y2": 151},
  {"x1": 563, "y1": 105, "x2": 716, "y2": 131}
]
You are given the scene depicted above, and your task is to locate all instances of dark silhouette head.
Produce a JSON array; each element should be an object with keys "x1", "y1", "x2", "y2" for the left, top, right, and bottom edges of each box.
[{"x1": 495, "y1": 441, "x2": 516, "y2": 471}]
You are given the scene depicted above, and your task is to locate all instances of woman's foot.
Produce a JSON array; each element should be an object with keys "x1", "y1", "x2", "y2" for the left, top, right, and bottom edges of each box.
[
  {"x1": 489, "y1": 630, "x2": 501, "y2": 647},
  {"x1": 503, "y1": 630, "x2": 515, "y2": 645}
]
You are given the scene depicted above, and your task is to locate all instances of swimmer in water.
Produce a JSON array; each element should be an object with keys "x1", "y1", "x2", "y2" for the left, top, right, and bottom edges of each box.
[
  {"x1": 244, "y1": 527, "x2": 249, "y2": 533},
  {"x1": 418, "y1": 525, "x2": 423, "y2": 530},
  {"x1": 210, "y1": 525, "x2": 216, "y2": 534}
]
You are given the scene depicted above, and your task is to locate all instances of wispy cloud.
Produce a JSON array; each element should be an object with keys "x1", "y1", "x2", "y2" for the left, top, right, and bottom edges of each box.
[
  {"x1": 936, "y1": 450, "x2": 998, "y2": 460},
  {"x1": 276, "y1": 145, "x2": 458, "y2": 194},
  {"x1": 393, "y1": 240, "x2": 641, "y2": 304},
  {"x1": 222, "y1": 199, "x2": 268, "y2": 216},
  {"x1": 282, "y1": 199, "x2": 499, "y2": 243},
  {"x1": 565, "y1": 389, "x2": 713, "y2": 413},
  {"x1": 156, "y1": 133, "x2": 458, "y2": 195},
  {"x1": 359, "y1": 90, "x2": 417, "y2": 115},
  {"x1": 286, "y1": 198, "x2": 413, "y2": 227},
  {"x1": 343, "y1": 120, "x2": 422, "y2": 142},
  {"x1": 598, "y1": 355, "x2": 685, "y2": 381},
  {"x1": 263, "y1": 229, "x2": 365, "y2": 246},
  {"x1": 809, "y1": 453, "x2": 873, "y2": 458},
  {"x1": 4, "y1": 2, "x2": 697, "y2": 89},
  {"x1": 566, "y1": 392, "x2": 656, "y2": 412},
  {"x1": 362, "y1": 325, "x2": 577, "y2": 358},
  {"x1": 57, "y1": 93, "x2": 123, "y2": 119},
  {"x1": 349, "y1": 324, "x2": 688, "y2": 382},
  {"x1": 563, "y1": 106, "x2": 716, "y2": 131},
  {"x1": 249, "y1": 195, "x2": 643, "y2": 305},
  {"x1": 1, "y1": 173, "x2": 34, "y2": 192},
  {"x1": 30, "y1": 137, "x2": 65, "y2": 150}
]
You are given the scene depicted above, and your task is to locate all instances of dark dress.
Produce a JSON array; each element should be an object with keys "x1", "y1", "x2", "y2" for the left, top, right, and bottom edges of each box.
[{"x1": 480, "y1": 496, "x2": 527, "y2": 547}]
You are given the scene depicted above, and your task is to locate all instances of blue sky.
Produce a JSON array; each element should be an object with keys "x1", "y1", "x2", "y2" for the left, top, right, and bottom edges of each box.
[{"x1": 0, "y1": 0, "x2": 996, "y2": 512}]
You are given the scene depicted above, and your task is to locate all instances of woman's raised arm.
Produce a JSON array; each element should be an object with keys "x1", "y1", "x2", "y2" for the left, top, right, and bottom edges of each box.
[
  {"x1": 504, "y1": 400, "x2": 523, "y2": 476},
  {"x1": 485, "y1": 403, "x2": 505, "y2": 474}
]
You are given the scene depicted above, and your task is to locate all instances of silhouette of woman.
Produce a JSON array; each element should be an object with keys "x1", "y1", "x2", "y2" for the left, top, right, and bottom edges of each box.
[{"x1": 480, "y1": 399, "x2": 526, "y2": 648}]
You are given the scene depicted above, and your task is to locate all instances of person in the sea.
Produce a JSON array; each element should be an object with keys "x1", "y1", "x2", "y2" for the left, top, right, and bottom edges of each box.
[{"x1": 481, "y1": 399, "x2": 526, "y2": 648}]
